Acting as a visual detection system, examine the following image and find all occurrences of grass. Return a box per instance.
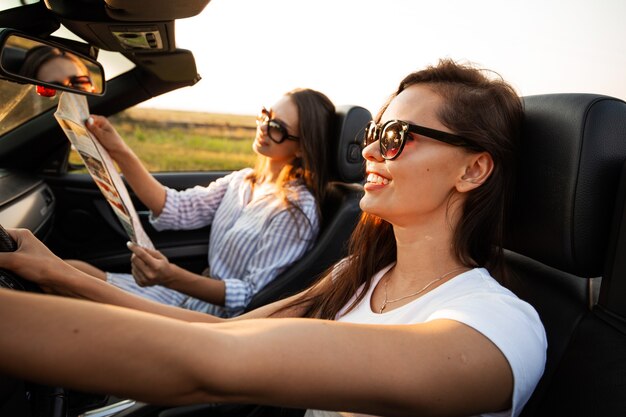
[69,108,258,172]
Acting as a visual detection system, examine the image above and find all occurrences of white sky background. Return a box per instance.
[139,0,626,116]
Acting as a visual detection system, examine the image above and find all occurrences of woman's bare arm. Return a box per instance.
[0,288,511,416]
[0,228,311,322]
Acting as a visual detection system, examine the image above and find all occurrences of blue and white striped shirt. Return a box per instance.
[148,168,320,316]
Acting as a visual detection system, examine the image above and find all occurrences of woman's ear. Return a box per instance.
[456,152,494,193]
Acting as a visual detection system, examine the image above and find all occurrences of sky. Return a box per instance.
[136,0,626,116]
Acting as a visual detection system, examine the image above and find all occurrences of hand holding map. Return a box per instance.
[54,92,154,249]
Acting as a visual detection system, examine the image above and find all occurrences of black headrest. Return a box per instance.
[329,105,370,183]
[506,94,626,277]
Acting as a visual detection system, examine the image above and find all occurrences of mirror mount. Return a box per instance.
[0,29,105,96]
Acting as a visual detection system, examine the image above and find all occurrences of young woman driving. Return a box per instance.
[0,59,546,417]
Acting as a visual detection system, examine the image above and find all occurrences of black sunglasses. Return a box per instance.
[52,75,93,92]
[256,108,300,144]
[68,75,92,87]
[363,120,484,160]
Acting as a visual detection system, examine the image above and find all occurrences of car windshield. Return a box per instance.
[0,2,134,136]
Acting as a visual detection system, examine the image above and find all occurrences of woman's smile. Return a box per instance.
[366,172,390,185]
[364,171,391,191]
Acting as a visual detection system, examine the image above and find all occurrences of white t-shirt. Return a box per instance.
[305,265,547,417]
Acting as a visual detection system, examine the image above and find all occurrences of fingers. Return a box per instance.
[0,226,20,241]
[2,227,33,243]
[0,228,21,268]
[128,243,170,286]
[127,242,166,264]
[0,228,25,268]
[86,115,127,156]
[130,258,151,287]
[0,228,64,285]
[11,228,55,257]
[0,228,37,262]
[86,114,112,132]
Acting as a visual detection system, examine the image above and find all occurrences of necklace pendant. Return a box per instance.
[379,302,387,314]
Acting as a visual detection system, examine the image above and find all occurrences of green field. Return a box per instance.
[69,107,258,172]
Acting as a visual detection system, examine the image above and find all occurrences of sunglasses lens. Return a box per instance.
[70,75,91,85]
[363,122,377,147]
[267,120,286,143]
[380,122,404,159]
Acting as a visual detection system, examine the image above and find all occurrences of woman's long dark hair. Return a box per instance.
[278,59,523,320]
[20,45,88,79]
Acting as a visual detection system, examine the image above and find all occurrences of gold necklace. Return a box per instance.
[379,266,468,313]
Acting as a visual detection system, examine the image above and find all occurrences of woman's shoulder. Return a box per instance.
[285,180,317,204]
[431,267,545,343]
[426,268,544,331]
[232,167,255,181]
[452,268,519,298]
[209,168,254,189]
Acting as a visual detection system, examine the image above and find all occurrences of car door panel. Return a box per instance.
[43,171,231,274]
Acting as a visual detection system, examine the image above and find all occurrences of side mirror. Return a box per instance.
[0,30,105,96]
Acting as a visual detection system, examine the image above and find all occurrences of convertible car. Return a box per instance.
[0,1,625,417]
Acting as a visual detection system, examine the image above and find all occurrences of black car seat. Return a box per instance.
[244,104,371,311]
[503,94,626,416]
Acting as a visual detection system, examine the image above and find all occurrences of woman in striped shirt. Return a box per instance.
[65,88,336,317]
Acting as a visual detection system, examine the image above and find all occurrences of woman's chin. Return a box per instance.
[252,141,266,156]
[359,195,383,217]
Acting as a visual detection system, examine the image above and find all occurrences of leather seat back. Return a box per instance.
[503,94,626,416]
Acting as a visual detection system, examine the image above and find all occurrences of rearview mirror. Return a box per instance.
[0,31,105,96]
